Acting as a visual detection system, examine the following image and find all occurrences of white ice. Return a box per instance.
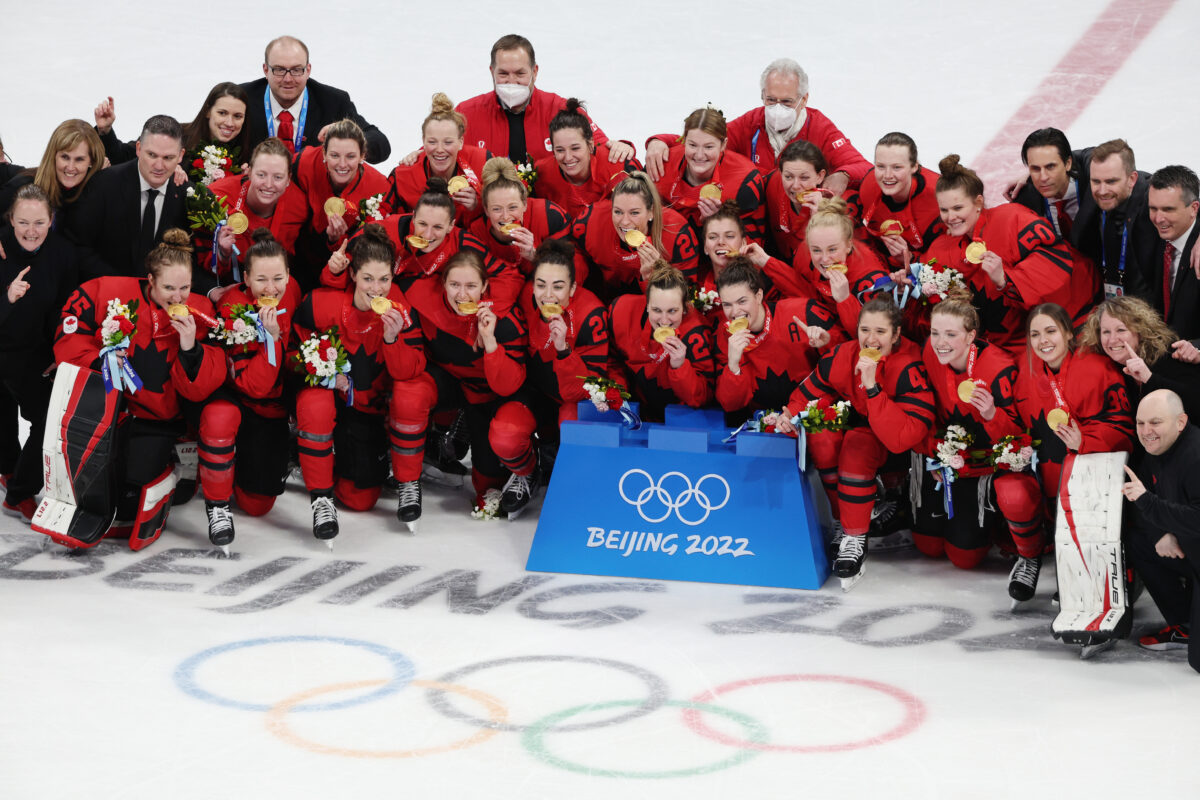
[3,2,1200,798]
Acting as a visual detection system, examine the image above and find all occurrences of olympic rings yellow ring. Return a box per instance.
[265,679,508,758]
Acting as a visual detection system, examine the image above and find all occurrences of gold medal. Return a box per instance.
[727,317,749,334]
[457,301,479,314]
[447,175,469,194]
[167,303,191,320]
[226,212,249,235]
[964,241,987,264]
[880,219,904,236]
[406,234,429,250]
[825,262,848,274]
[957,379,977,403]
[653,326,676,343]
[699,183,723,200]
[500,222,521,234]
[1046,407,1070,431]
[540,302,563,318]
[370,296,392,315]
[324,197,346,217]
[624,229,646,248]
[859,347,882,362]
[257,295,280,309]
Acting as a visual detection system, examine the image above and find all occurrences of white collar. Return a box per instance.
[1170,220,1196,253]
[270,88,307,119]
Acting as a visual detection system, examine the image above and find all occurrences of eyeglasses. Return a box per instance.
[268,65,308,78]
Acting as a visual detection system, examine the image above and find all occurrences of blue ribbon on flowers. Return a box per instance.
[248,308,287,367]
[618,405,641,431]
[873,263,926,309]
[211,220,243,282]
[925,457,955,519]
[316,361,353,407]
[99,342,142,394]
[722,409,771,443]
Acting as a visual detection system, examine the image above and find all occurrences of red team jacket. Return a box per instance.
[56,277,226,421]
[725,106,872,185]
[291,282,425,415]
[1014,349,1133,467]
[519,286,608,407]
[921,340,1022,476]
[715,298,824,414]
[855,166,945,260]
[213,280,304,419]
[532,142,639,220]
[466,198,572,277]
[384,144,490,226]
[293,146,391,250]
[457,87,610,158]
[923,204,1078,355]
[789,337,935,454]
[570,201,699,297]
[205,174,308,281]
[607,294,714,413]
[406,277,527,404]
[766,244,889,337]
[654,145,766,241]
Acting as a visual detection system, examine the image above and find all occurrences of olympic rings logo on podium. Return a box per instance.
[617,469,731,526]
[173,635,926,777]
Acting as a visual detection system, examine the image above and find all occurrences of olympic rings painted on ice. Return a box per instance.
[522,699,767,779]
[617,468,731,526]
[265,679,507,758]
[427,655,669,732]
[174,638,927,774]
[683,674,927,753]
[174,635,415,713]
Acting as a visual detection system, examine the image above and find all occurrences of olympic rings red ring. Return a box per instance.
[683,674,926,752]
[265,679,508,758]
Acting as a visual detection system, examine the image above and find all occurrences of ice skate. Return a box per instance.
[501,459,540,520]
[396,480,421,533]
[834,533,866,591]
[205,502,234,555]
[311,495,339,545]
[1008,555,1040,610]
[422,448,469,488]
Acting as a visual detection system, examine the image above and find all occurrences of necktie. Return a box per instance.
[1163,242,1176,318]
[278,110,295,153]
[140,188,159,255]
[1054,200,1072,239]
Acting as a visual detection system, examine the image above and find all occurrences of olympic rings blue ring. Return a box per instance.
[174,635,415,712]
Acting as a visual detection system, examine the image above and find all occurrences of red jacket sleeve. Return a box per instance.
[483,313,527,397]
[55,281,104,370]
[868,358,936,453]
[552,305,608,403]
[714,332,755,411]
[382,320,426,381]
[666,321,714,407]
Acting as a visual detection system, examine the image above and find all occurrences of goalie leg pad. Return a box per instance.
[32,364,123,549]
[128,465,178,552]
[1053,452,1131,644]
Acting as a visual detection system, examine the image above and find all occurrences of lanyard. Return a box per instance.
[1047,369,1068,410]
[264,88,308,152]
[1099,210,1128,278]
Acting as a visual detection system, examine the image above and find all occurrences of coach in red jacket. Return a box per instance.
[456,34,634,166]
[646,58,869,196]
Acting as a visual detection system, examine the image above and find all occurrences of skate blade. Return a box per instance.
[1009,597,1032,612]
[325,540,334,551]
[403,520,419,534]
[506,508,526,521]
[839,569,864,593]
[1080,639,1116,660]
[219,545,231,558]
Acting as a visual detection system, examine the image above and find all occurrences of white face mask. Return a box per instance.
[764,103,797,132]
[495,83,532,110]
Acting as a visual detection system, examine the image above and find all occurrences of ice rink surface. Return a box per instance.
[2,1,1199,797]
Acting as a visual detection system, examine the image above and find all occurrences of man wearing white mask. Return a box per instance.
[456,34,635,166]
[645,58,870,196]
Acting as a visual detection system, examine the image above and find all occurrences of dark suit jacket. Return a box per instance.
[239,77,391,164]
[65,160,191,281]
[1015,148,1156,299]
[1152,222,1200,341]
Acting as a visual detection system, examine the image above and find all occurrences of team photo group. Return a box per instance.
[1,32,1197,673]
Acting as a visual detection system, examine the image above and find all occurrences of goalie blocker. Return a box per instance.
[32,363,183,551]
[1052,451,1133,647]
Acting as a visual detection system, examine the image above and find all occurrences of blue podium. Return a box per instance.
[525,404,831,589]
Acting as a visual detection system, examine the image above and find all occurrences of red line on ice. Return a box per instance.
[973,0,1176,205]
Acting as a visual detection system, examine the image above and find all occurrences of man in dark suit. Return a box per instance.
[1014,133,1156,301]
[240,36,390,164]
[1148,165,1200,346]
[67,115,191,282]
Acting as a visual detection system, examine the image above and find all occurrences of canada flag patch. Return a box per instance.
[63,315,78,334]
[831,138,846,148]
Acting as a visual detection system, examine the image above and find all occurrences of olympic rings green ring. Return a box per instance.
[522,699,768,779]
